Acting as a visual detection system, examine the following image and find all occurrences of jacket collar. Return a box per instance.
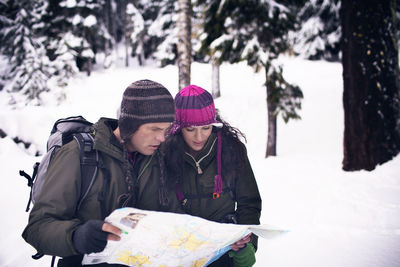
[183,132,217,171]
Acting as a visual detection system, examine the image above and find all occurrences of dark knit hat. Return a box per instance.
[118,79,175,140]
[170,85,221,134]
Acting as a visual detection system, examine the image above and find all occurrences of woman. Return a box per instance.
[164,85,262,266]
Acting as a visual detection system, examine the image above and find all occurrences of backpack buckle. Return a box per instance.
[213,193,220,199]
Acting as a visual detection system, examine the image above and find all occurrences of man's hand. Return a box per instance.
[72,220,122,254]
[102,222,122,241]
[230,233,252,251]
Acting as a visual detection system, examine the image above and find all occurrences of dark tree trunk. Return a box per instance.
[341,0,400,171]
[116,0,126,42]
[265,66,277,157]
[177,0,192,90]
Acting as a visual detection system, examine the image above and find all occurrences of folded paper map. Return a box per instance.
[82,207,288,267]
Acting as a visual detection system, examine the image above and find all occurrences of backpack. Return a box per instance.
[19,115,99,213]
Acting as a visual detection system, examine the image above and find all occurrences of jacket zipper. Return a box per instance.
[185,137,217,174]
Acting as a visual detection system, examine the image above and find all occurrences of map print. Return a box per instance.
[82,208,287,267]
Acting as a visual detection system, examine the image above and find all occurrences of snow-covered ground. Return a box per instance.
[1,57,399,267]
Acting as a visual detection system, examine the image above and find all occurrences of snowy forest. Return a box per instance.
[1,0,400,171]
[1,1,400,267]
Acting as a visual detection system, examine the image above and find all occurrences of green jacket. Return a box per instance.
[22,118,181,258]
[177,132,261,226]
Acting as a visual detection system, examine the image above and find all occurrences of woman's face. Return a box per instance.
[182,125,213,153]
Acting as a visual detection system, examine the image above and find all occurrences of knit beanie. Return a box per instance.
[118,79,175,140]
[170,85,221,134]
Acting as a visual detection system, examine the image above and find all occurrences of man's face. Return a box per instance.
[125,122,171,155]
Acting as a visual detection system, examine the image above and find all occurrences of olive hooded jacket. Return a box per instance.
[22,118,182,259]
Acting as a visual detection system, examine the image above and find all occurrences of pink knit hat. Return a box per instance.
[170,85,221,134]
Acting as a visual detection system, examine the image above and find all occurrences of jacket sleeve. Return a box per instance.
[234,154,262,250]
[22,141,84,257]
[234,155,262,226]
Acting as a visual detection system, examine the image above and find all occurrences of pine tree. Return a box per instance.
[0,0,52,103]
[125,0,178,67]
[47,33,80,87]
[145,0,178,67]
[341,0,400,171]
[126,2,146,66]
[292,0,341,61]
[199,0,305,157]
[40,0,79,88]
[58,0,111,73]
[293,0,400,62]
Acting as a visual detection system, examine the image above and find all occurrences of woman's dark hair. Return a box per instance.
[215,112,248,188]
[164,111,248,190]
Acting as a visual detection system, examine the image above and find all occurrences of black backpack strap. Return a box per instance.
[19,162,40,212]
[97,161,110,219]
[73,132,99,211]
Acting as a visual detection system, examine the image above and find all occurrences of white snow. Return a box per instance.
[83,15,97,27]
[1,56,399,267]
[60,0,77,9]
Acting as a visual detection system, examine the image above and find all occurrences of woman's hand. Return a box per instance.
[230,233,252,251]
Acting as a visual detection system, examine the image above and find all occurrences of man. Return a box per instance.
[22,79,182,267]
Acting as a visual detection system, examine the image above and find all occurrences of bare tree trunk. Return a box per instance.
[121,1,130,67]
[125,36,130,67]
[211,59,221,98]
[341,0,400,171]
[266,100,277,157]
[265,65,277,157]
[105,0,115,39]
[138,34,145,66]
[103,0,116,68]
[177,0,192,90]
